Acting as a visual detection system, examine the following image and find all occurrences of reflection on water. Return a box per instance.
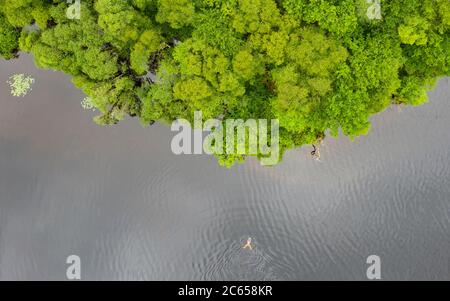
[0,55,449,280]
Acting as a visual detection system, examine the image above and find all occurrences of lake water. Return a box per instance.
[0,55,449,280]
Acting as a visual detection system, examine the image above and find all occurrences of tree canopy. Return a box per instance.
[1,0,449,166]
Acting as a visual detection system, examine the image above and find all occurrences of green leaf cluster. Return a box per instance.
[1,0,449,166]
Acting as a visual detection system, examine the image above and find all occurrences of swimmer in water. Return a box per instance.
[243,237,253,250]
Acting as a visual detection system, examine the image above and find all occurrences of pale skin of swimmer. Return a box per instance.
[243,237,253,250]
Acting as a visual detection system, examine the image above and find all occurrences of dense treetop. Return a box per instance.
[1,0,449,166]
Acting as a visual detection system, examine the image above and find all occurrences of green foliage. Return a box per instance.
[130,29,163,74]
[0,12,19,59]
[155,0,196,29]
[2,0,449,166]
[0,0,50,28]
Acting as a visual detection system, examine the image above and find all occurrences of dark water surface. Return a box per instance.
[0,55,449,280]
